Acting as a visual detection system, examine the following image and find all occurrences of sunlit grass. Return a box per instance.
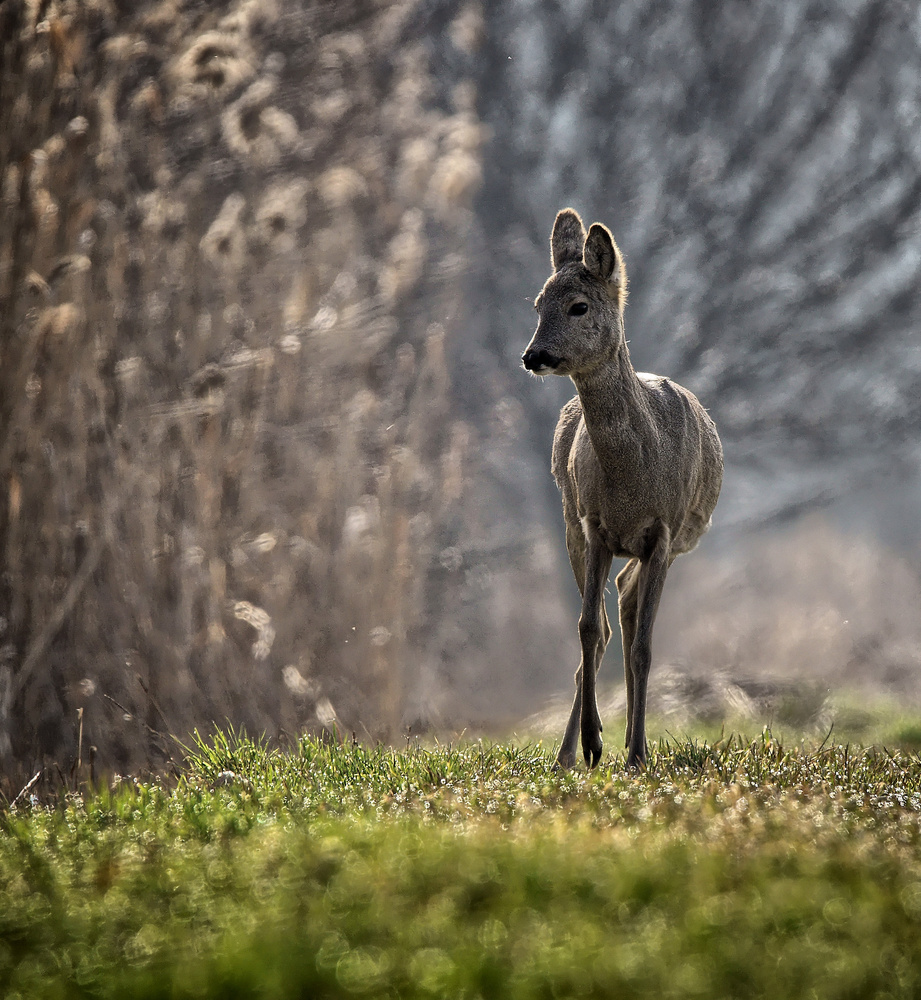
[629,689,921,759]
[2,730,921,997]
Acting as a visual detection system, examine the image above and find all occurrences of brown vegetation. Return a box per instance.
[0,0,528,782]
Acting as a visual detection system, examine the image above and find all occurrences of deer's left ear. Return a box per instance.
[583,223,627,305]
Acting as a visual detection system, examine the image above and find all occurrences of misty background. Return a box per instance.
[2,0,920,782]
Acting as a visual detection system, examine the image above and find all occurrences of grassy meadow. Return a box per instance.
[5,6,921,997]
[3,726,921,999]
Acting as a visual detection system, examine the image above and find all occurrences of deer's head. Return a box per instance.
[522,208,627,377]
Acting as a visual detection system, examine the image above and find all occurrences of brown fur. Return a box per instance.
[522,208,723,768]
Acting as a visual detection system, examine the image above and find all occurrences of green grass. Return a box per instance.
[3,731,921,998]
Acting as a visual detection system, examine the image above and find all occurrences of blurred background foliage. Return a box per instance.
[1,0,920,781]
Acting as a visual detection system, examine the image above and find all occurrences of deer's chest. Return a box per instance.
[569,422,666,558]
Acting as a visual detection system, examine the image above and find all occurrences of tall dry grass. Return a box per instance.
[0,0,510,782]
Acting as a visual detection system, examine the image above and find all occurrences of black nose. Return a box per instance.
[522,348,563,372]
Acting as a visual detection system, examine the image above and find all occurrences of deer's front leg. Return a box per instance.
[578,538,613,768]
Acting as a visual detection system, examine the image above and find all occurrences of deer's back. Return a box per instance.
[551,376,722,559]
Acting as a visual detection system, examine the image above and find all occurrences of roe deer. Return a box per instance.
[522,209,723,769]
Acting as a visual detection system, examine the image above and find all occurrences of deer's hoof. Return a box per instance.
[581,732,603,769]
[625,747,647,771]
[553,750,576,771]
[582,710,603,768]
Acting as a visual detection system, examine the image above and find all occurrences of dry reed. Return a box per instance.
[0,0,511,783]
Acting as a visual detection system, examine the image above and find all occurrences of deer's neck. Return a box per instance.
[571,343,647,457]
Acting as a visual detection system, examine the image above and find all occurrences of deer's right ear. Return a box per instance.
[551,209,586,270]
[583,223,627,306]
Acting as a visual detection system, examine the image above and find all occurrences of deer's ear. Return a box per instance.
[551,208,586,270]
[583,223,626,299]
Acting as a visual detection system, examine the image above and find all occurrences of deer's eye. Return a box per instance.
[568,302,588,316]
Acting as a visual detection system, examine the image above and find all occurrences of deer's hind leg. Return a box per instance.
[615,559,640,750]
[625,524,672,769]
[555,523,613,770]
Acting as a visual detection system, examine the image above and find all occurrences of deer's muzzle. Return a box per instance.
[522,347,564,373]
